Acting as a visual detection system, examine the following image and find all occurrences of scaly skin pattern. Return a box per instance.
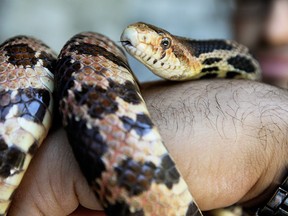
[121,22,261,81]
[0,36,55,215]
[55,32,202,216]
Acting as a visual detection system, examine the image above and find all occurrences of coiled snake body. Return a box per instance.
[0,22,261,216]
[0,36,55,215]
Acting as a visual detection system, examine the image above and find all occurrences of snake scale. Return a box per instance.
[0,22,261,216]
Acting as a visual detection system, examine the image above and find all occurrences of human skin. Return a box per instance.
[7,79,288,215]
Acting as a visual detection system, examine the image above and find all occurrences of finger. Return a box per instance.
[9,128,102,216]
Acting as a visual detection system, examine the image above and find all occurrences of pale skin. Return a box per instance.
[8,0,288,215]
[8,79,288,215]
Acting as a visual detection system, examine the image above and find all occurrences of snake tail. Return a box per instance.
[121,22,261,81]
[55,32,202,216]
[0,36,55,215]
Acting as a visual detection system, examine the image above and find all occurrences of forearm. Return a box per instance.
[142,79,288,209]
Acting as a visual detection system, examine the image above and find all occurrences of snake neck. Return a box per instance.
[174,37,262,81]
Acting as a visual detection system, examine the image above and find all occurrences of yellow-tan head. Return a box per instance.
[121,22,262,81]
[121,22,202,80]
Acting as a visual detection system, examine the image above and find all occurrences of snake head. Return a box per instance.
[121,22,200,80]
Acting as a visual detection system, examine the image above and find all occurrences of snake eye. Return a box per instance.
[160,37,171,49]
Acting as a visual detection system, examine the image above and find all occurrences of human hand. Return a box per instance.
[8,80,288,215]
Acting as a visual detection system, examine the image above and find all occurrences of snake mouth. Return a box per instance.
[121,40,133,47]
[121,39,138,57]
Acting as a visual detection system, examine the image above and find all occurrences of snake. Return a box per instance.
[0,36,55,215]
[0,22,261,216]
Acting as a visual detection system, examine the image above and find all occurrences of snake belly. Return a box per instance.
[0,36,55,215]
[55,32,201,216]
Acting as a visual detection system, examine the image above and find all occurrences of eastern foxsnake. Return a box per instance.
[0,22,261,216]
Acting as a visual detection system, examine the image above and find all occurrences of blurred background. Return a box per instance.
[0,0,234,82]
